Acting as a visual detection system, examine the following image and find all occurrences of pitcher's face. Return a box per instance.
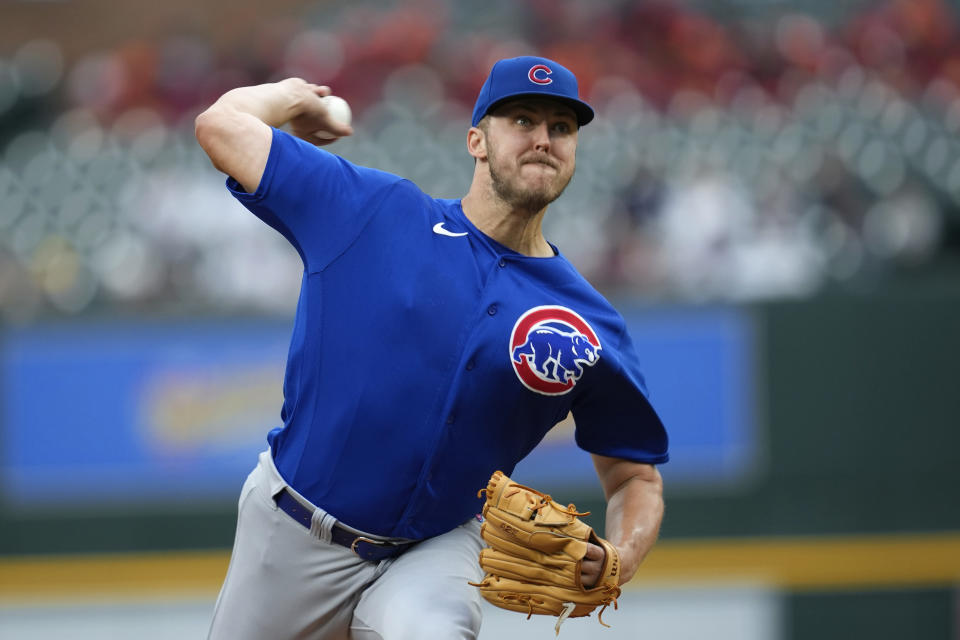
[482,99,578,213]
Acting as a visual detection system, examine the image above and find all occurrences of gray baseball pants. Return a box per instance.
[208,450,485,640]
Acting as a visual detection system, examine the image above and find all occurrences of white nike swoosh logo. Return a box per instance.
[433,222,468,237]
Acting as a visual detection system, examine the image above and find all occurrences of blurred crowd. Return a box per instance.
[1,0,959,319]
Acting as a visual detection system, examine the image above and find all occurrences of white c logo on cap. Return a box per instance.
[528,64,553,85]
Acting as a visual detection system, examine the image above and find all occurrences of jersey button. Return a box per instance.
[446,414,455,424]
[487,304,498,316]
[498,258,506,268]
[465,360,475,371]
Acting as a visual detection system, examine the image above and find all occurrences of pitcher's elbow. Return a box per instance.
[194,108,220,149]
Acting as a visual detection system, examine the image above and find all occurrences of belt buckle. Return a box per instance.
[350,536,395,558]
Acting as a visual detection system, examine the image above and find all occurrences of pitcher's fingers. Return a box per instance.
[584,542,605,561]
[580,558,603,588]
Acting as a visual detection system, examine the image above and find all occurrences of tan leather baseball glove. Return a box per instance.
[469,470,621,635]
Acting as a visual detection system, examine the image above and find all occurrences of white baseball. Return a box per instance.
[315,95,352,140]
[322,95,352,125]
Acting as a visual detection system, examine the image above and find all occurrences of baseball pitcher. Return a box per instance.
[196,55,669,639]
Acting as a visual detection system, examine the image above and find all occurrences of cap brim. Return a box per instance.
[484,92,595,127]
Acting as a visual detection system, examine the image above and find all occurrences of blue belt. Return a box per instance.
[274,489,418,561]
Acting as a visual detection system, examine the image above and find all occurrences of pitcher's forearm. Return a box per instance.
[592,455,664,584]
[603,471,664,582]
[195,78,329,192]
[209,78,319,128]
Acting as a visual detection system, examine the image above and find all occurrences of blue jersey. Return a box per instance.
[228,128,668,540]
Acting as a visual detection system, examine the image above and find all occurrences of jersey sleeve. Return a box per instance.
[226,127,403,272]
[571,323,669,465]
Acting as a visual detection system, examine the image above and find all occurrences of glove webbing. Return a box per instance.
[477,484,592,519]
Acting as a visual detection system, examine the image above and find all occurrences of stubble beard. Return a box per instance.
[487,145,574,215]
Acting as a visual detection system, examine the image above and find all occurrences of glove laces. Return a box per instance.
[596,584,621,628]
[501,592,546,620]
[466,578,547,620]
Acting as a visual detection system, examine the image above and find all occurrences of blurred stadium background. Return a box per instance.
[1,0,959,637]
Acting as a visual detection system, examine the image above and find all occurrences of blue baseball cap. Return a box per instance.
[471,56,594,127]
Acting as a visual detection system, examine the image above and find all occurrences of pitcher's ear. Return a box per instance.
[467,126,487,161]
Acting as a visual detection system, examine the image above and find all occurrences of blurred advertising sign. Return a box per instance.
[0,321,289,506]
[0,308,757,506]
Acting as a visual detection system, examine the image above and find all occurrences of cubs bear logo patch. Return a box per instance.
[509,305,602,396]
